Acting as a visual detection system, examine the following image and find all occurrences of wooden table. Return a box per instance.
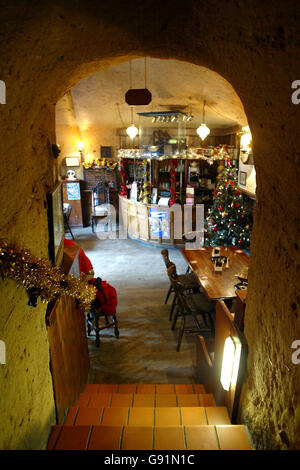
[181,246,249,300]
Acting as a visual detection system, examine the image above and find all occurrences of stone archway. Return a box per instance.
[0,1,299,450]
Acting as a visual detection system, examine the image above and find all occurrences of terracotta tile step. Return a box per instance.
[83,383,206,394]
[74,392,215,408]
[64,405,230,426]
[47,424,252,450]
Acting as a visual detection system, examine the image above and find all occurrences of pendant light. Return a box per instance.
[126,106,138,140]
[197,100,210,141]
[125,60,139,140]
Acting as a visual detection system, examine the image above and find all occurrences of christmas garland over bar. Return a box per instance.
[0,240,96,310]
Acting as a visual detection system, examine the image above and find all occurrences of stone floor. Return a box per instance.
[67,226,203,385]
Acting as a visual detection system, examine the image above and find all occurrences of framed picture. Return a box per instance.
[65,156,80,167]
[239,171,247,186]
[66,181,81,200]
[47,182,64,266]
[100,146,113,158]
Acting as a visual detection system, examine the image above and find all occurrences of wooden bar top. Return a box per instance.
[181,246,249,300]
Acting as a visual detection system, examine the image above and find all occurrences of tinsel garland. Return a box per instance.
[83,158,117,170]
[142,161,150,203]
[120,158,128,198]
[169,160,178,206]
[0,240,96,310]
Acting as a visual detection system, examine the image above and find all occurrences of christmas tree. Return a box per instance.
[205,158,252,248]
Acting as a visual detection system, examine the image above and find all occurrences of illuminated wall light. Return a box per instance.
[77,141,84,151]
[240,125,252,151]
[220,335,242,391]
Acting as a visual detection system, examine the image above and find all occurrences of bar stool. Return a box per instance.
[167,264,215,352]
[161,249,199,321]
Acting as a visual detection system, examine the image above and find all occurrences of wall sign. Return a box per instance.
[149,208,170,238]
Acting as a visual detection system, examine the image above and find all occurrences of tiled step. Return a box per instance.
[83,383,206,394]
[47,424,252,450]
[64,405,231,426]
[72,392,215,408]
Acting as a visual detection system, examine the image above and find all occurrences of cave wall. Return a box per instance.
[0,102,57,449]
[0,0,299,449]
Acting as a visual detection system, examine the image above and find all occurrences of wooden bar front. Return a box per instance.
[46,245,89,424]
[119,195,200,246]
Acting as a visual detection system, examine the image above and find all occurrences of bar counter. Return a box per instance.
[119,195,201,247]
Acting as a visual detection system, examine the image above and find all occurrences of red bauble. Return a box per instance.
[218,206,223,211]
[236,189,240,195]
[238,240,242,244]
[212,226,217,232]
[229,221,233,226]
[236,203,241,208]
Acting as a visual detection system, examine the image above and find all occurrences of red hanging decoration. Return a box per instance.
[169,160,178,206]
[120,158,128,198]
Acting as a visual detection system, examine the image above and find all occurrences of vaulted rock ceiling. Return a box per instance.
[56,57,248,133]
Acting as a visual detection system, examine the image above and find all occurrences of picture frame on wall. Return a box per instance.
[239,171,247,186]
[100,146,113,158]
[46,182,64,266]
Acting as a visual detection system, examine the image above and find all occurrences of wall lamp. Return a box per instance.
[220,335,242,391]
[77,141,84,163]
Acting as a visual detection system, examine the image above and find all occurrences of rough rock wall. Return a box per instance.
[0,0,299,449]
[0,102,57,449]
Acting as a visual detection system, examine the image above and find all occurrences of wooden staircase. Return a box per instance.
[47,384,252,450]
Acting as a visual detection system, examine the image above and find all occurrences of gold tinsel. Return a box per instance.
[83,158,117,170]
[0,240,96,310]
[142,161,150,203]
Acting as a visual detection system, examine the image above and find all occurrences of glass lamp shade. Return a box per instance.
[126,124,138,140]
[196,123,210,141]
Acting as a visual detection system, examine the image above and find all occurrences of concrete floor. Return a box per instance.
[67,226,203,385]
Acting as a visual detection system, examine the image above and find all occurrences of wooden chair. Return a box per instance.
[63,203,74,240]
[86,277,119,347]
[161,249,199,321]
[86,309,119,348]
[91,182,111,233]
[167,264,215,352]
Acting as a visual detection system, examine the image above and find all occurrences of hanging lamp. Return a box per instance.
[197,100,210,141]
[126,106,138,140]
[125,58,152,106]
